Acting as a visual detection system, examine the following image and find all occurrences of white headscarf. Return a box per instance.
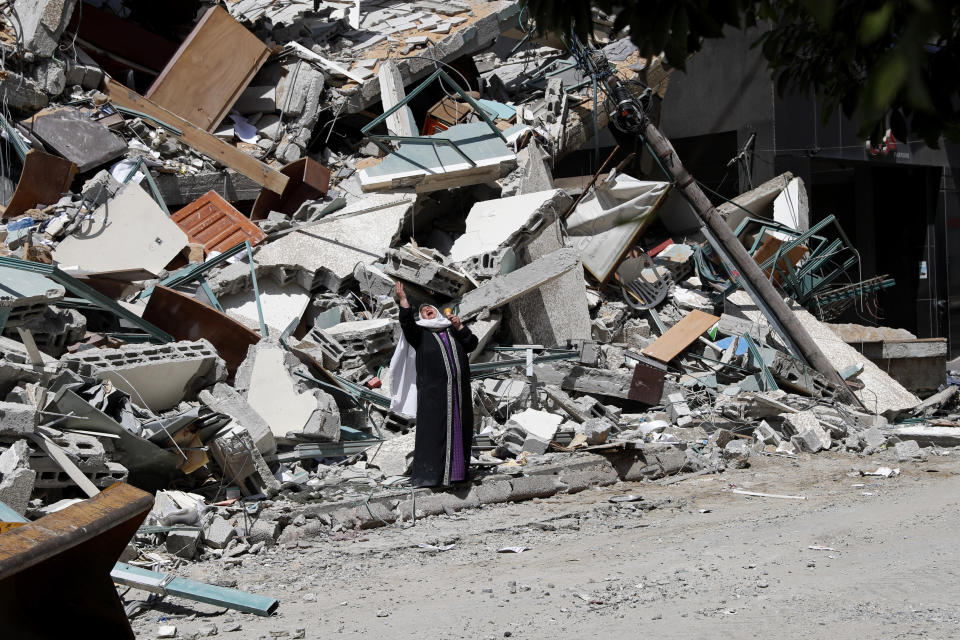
[388,305,451,417]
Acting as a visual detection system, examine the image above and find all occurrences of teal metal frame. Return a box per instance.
[360,68,507,165]
[0,256,173,342]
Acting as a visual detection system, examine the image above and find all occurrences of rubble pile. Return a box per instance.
[0,0,958,618]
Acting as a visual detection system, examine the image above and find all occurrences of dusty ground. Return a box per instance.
[129,448,960,639]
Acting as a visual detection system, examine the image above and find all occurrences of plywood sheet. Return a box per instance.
[146,5,270,132]
[642,309,720,363]
[171,190,266,254]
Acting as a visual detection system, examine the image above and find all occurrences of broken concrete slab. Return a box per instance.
[507,408,563,442]
[359,122,517,193]
[208,426,281,496]
[325,319,398,358]
[507,213,592,346]
[448,189,570,264]
[53,183,189,275]
[220,278,311,337]
[14,0,79,58]
[458,248,581,320]
[378,59,418,137]
[199,383,277,457]
[238,342,340,441]
[0,439,36,515]
[255,192,414,292]
[0,265,66,329]
[61,340,226,412]
[383,246,472,298]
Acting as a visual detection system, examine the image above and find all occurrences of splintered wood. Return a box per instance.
[642,309,720,363]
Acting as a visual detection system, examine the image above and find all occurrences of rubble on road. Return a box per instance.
[0,1,957,632]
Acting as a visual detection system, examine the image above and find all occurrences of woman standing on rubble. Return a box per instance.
[390,281,478,488]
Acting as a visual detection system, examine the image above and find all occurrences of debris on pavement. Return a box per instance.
[0,1,955,634]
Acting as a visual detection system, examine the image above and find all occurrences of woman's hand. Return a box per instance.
[394,281,409,308]
[446,312,463,330]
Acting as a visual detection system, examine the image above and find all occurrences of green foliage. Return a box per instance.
[528,0,960,147]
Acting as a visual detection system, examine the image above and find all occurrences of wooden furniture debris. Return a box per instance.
[250,157,331,220]
[103,77,289,195]
[642,309,720,363]
[146,6,270,132]
[0,483,153,639]
[172,190,267,254]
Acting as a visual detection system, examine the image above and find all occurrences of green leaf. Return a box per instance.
[859,2,893,44]
[863,50,908,119]
[801,0,835,30]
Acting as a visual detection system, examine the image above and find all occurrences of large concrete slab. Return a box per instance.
[220,278,311,336]
[458,248,581,320]
[53,183,189,275]
[255,192,414,291]
[448,189,570,263]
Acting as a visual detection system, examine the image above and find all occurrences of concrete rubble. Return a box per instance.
[0,2,955,631]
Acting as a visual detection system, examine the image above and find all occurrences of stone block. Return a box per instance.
[204,516,237,549]
[507,475,563,502]
[244,519,281,547]
[199,383,276,457]
[0,402,37,436]
[470,480,512,505]
[576,417,614,445]
[166,529,202,560]
[61,339,225,412]
[723,439,751,468]
[894,439,927,462]
[0,440,35,514]
[14,0,78,58]
[558,466,619,493]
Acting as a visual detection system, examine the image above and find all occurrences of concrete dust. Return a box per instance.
[130,451,960,639]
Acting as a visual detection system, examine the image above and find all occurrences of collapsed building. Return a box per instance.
[0,1,956,635]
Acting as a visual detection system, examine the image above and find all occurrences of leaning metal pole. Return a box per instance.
[638,120,862,407]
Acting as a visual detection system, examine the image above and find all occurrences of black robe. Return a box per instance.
[398,306,479,487]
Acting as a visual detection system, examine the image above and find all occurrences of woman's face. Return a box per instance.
[420,305,438,320]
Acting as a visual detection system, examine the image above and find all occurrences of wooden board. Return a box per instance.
[641,309,720,363]
[104,77,289,195]
[171,190,266,254]
[146,5,270,132]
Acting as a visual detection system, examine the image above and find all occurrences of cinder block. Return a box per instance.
[507,475,563,502]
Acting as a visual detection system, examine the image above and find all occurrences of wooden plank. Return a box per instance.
[0,150,77,219]
[103,77,289,195]
[641,309,720,363]
[171,190,266,254]
[146,6,270,132]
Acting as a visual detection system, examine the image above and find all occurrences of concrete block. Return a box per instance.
[0,265,66,329]
[244,519,281,547]
[204,515,237,549]
[61,339,225,412]
[613,444,687,481]
[238,342,340,441]
[470,480,512,505]
[14,0,78,57]
[0,440,35,514]
[576,417,614,445]
[0,71,48,111]
[558,465,619,493]
[199,383,276,457]
[506,408,562,442]
[754,420,783,445]
[5,306,86,357]
[325,319,398,357]
[895,439,927,462]
[507,475,563,502]
[255,193,413,292]
[397,488,479,519]
[383,246,471,297]
[449,189,569,264]
[166,529,202,559]
[208,427,281,496]
[0,402,38,436]
[723,439,751,468]
[458,248,582,320]
[863,427,887,450]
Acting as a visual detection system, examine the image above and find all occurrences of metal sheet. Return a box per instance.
[0,150,77,219]
[142,285,259,375]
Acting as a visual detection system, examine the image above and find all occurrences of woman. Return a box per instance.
[389,282,478,487]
